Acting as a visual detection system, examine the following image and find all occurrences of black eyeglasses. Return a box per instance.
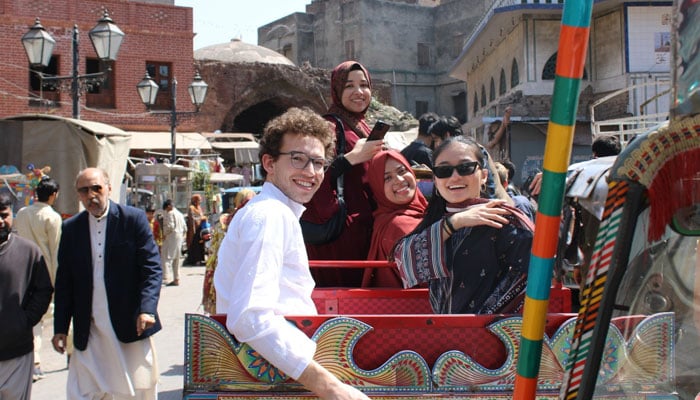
[77,184,104,195]
[432,161,481,179]
[279,151,330,172]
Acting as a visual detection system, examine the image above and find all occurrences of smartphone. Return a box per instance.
[367,121,391,141]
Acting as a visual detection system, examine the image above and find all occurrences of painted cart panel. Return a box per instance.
[183,312,674,399]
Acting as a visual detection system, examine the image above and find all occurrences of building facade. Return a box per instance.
[0,0,198,132]
[258,0,487,123]
[259,0,673,185]
[449,0,672,183]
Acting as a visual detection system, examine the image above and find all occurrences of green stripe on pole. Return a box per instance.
[517,337,544,378]
[535,170,567,217]
[526,255,555,300]
[561,2,593,28]
[550,76,582,126]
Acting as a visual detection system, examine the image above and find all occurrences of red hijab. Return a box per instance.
[367,150,428,260]
[326,61,372,138]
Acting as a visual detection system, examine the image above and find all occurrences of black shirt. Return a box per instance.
[401,140,433,168]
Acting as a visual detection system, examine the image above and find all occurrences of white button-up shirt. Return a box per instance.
[214,182,317,380]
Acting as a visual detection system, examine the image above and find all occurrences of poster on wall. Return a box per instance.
[654,32,671,64]
[626,6,672,73]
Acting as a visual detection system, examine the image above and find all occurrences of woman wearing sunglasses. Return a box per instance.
[362,150,428,287]
[393,136,534,314]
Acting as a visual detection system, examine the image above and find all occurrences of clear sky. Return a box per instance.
[173,1,311,50]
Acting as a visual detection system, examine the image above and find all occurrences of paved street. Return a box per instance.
[31,264,207,400]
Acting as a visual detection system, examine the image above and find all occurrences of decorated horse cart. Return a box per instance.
[181,0,699,398]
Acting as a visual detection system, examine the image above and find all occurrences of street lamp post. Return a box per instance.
[136,72,209,164]
[21,11,124,119]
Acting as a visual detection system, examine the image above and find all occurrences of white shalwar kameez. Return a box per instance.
[214,182,317,380]
[162,207,186,282]
[67,206,158,400]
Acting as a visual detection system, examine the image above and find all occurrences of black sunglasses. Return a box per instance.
[432,161,481,179]
[77,184,103,195]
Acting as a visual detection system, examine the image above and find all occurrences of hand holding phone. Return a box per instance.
[367,121,391,141]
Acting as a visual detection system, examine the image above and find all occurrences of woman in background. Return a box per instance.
[186,194,206,265]
[363,150,427,287]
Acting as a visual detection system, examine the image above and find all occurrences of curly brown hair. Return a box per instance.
[258,107,335,178]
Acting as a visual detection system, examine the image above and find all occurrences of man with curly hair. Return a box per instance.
[214,107,369,399]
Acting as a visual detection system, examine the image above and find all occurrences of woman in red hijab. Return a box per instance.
[362,150,427,287]
[301,61,383,286]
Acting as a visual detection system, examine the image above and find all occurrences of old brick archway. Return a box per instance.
[232,99,286,134]
[194,60,329,136]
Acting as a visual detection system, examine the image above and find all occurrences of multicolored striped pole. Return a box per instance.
[512,0,593,398]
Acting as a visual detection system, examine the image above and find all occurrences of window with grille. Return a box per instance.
[452,91,466,123]
[511,59,520,87]
[415,100,428,118]
[417,43,430,67]
[499,69,507,95]
[28,55,59,108]
[282,44,293,59]
[86,58,115,109]
[452,34,465,58]
[345,40,355,60]
[146,61,173,110]
[542,52,588,80]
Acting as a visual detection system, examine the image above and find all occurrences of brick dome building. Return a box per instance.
[194,39,329,137]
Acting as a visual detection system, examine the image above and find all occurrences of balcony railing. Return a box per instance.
[590,78,672,146]
[462,0,565,54]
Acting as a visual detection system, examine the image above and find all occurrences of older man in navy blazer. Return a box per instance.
[52,167,162,399]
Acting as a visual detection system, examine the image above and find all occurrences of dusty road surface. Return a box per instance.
[31,264,206,400]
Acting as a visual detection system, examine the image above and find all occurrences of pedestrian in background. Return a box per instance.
[52,167,162,399]
[484,106,512,162]
[591,135,621,158]
[0,193,53,399]
[493,161,536,222]
[402,112,437,168]
[145,207,163,254]
[186,194,206,265]
[162,199,186,286]
[14,176,62,380]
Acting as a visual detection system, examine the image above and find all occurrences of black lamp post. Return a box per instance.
[21,11,124,119]
[136,71,209,164]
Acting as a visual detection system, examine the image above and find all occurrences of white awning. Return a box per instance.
[201,132,259,164]
[209,172,244,183]
[209,142,258,163]
[127,131,212,150]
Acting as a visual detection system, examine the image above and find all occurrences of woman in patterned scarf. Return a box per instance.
[393,136,534,314]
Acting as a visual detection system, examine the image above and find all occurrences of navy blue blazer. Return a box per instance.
[54,202,162,351]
